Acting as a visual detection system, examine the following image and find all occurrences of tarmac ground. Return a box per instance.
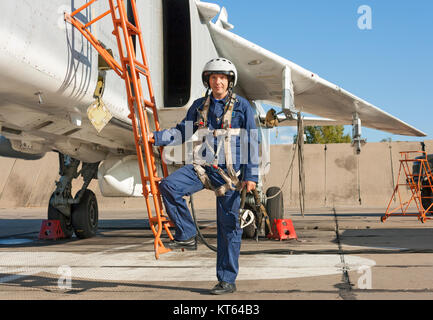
[0,206,433,301]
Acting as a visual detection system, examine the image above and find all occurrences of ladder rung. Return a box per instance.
[84,8,115,29]
[128,97,155,109]
[112,19,140,35]
[126,21,140,35]
[121,58,150,76]
[69,0,98,18]
[127,111,152,124]
[142,99,155,109]
[134,64,148,76]
[135,136,155,147]
[134,60,149,76]
[138,176,162,182]
[149,216,175,227]
[134,60,149,71]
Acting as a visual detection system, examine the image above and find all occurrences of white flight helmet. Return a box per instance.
[202,58,238,89]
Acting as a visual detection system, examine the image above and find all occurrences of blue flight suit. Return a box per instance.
[153,94,259,284]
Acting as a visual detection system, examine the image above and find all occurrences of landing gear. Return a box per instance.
[72,190,99,238]
[48,153,100,239]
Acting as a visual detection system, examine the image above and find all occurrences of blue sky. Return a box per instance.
[211,0,433,144]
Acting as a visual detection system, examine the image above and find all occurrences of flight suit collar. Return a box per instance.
[210,92,229,104]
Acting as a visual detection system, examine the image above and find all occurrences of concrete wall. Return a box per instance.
[261,140,433,209]
[0,152,146,210]
[0,140,431,210]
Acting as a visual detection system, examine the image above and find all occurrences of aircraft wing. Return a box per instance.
[262,115,350,128]
[207,15,426,137]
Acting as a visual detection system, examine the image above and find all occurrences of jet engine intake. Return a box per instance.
[0,136,46,160]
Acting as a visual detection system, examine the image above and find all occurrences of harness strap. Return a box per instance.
[220,94,241,190]
[192,93,243,197]
[194,162,241,197]
[195,95,211,128]
[193,164,215,191]
[221,93,236,129]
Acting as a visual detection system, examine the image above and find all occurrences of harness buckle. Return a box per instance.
[239,209,255,229]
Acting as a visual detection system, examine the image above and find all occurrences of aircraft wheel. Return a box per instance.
[265,187,284,236]
[71,190,99,239]
[48,193,74,239]
[421,188,432,215]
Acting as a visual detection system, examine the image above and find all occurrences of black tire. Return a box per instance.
[421,187,433,215]
[48,194,74,239]
[265,187,284,235]
[71,190,98,239]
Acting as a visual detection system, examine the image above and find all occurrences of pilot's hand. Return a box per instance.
[148,131,154,142]
[242,181,256,193]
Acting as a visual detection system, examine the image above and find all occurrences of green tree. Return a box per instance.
[380,137,392,143]
[296,125,352,144]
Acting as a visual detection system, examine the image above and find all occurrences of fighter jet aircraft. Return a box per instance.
[0,0,426,239]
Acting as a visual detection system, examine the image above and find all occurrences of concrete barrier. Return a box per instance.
[0,140,431,211]
[261,140,433,210]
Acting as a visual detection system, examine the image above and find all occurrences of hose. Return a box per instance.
[189,194,218,252]
[297,112,305,217]
[189,193,303,255]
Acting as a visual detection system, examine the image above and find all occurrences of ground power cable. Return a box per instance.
[332,207,354,298]
[265,142,297,200]
[389,143,396,203]
[357,155,362,205]
[297,112,306,217]
[324,144,328,207]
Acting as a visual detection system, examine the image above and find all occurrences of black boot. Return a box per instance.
[166,236,197,251]
[210,281,236,295]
